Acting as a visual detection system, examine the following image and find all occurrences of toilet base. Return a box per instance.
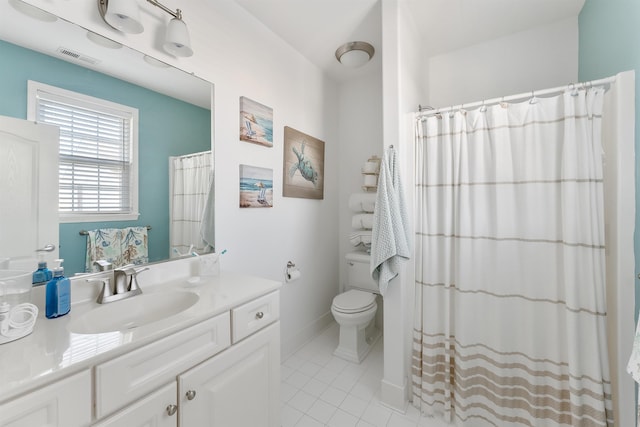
[333,323,382,363]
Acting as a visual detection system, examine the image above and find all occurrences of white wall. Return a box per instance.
[24,0,340,359]
[337,70,383,289]
[427,17,579,108]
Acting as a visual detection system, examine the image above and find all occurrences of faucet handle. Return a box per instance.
[86,278,113,304]
[128,267,148,292]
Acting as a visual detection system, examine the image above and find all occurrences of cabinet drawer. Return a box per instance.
[231,291,279,342]
[0,369,91,427]
[95,312,230,419]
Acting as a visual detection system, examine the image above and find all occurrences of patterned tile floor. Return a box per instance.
[281,323,449,427]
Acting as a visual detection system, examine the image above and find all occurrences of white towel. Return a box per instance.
[348,192,376,213]
[351,213,374,230]
[349,231,372,246]
[370,146,411,296]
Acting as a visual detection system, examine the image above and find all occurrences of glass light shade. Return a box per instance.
[339,49,370,68]
[103,0,144,34]
[163,18,193,57]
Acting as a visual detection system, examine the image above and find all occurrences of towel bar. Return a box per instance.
[79,225,152,236]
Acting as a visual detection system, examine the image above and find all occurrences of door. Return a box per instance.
[178,322,280,427]
[0,115,59,269]
[0,370,91,427]
[93,382,177,427]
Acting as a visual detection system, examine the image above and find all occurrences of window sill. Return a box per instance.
[59,213,140,223]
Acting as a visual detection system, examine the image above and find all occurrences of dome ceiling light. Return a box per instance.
[335,41,375,68]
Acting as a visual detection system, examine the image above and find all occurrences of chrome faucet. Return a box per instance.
[94,259,113,271]
[87,265,149,304]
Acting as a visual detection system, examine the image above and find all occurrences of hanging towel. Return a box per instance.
[370,146,411,296]
[351,213,374,230]
[85,227,148,272]
[348,192,376,213]
[121,226,149,266]
[627,315,640,426]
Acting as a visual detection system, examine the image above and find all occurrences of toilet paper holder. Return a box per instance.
[285,261,300,282]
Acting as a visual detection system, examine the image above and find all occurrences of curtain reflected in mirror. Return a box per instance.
[169,151,214,257]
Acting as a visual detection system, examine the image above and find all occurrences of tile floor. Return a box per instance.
[280,323,449,427]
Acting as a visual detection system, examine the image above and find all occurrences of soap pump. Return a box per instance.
[32,253,52,287]
[45,259,71,319]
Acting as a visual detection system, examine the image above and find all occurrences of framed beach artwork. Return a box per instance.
[239,96,273,147]
[283,126,324,200]
[239,165,273,208]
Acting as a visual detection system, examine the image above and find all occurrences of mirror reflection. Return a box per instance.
[0,1,214,276]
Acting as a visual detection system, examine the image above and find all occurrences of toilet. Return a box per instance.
[331,252,382,363]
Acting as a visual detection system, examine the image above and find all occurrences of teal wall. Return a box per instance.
[579,1,640,317]
[0,40,211,275]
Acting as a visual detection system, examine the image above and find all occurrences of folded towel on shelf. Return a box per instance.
[348,192,376,213]
[351,213,374,230]
[349,231,372,247]
[85,226,149,272]
[370,146,411,296]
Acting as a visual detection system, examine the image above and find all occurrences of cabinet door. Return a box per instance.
[0,370,91,427]
[93,382,177,427]
[179,322,280,427]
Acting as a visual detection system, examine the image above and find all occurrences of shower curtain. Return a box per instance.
[169,151,213,257]
[412,88,613,426]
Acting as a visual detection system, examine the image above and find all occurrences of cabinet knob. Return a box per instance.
[186,390,197,400]
[255,311,264,319]
[166,404,178,416]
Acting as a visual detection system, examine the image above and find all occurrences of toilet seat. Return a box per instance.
[332,290,376,314]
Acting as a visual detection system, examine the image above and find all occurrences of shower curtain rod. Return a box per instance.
[172,150,211,159]
[416,75,616,117]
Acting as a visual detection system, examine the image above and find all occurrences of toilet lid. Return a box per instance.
[333,290,376,313]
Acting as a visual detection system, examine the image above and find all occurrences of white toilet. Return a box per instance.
[331,252,382,363]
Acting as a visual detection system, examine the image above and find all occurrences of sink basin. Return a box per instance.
[68,291,199,334]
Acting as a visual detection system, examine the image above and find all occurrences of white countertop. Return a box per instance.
[0,257,281,403]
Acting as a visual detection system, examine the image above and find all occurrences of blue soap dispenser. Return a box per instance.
[46,259,71,319]
[32,254,52,287]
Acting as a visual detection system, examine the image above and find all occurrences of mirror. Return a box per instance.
[0,1,214,276]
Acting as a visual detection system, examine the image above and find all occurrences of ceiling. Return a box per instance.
[232,0,585,82]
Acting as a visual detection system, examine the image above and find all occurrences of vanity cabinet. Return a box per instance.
[0,369,91,427]
[93,382,177,427]
[94,291,280,427]
[178,322,280,426]
[95,313,231,419]
[0,272,281,427]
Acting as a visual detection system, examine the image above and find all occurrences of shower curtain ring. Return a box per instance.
[529,90,538,104]
[569,83,578,96]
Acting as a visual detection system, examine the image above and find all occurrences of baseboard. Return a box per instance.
[380,378,408,413]
[281,311,335,361]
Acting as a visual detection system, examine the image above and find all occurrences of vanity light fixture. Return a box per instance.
[97,0,194,57]
[335,41,375,68]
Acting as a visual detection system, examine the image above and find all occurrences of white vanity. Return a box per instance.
[0,255,281,427]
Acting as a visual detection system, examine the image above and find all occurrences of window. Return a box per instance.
[28,81,139,222]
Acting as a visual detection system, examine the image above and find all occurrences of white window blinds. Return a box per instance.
[29,81,139,221]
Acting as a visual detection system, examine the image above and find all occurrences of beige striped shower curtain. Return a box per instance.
[412,88,612,426]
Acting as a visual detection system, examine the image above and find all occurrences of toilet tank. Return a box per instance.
[345,252,378,293]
